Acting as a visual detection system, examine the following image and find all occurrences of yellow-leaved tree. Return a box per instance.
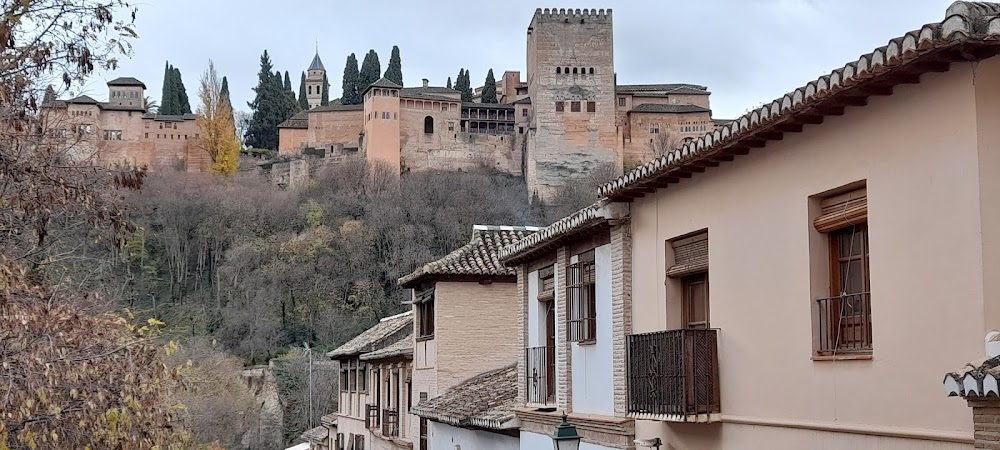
[196,60,240,176]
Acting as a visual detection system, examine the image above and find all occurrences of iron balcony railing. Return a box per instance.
[365,404,379,429]
[525,346,555,405]
[816,292,872,354]
[382,409,400,437]
[626,328,720,419]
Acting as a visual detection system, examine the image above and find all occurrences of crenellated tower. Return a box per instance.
[525,8,620,199]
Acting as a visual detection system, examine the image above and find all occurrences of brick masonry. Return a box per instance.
[611,219,633,417]
[969,397,1000,449]
[556,246,572,411]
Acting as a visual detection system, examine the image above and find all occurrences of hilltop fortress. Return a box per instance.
[280,8,726,197]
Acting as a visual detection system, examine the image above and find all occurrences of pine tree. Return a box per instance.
[160,61,174,115]
[358,49,381,92]
[246,50,287,150]
[482,69,498,103]
[298,72,309,110]
[341,53,360,105]
[384,45,403,86]
[321,73,330,106]
[446,77,452,90]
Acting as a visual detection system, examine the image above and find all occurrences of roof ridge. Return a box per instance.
[380,310,413,322]
[472,224,542,231]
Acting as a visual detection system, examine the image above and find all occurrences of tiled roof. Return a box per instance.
[67,95,99,104]
[398,225,540,288]
[401,86,460,95]
[364,77,402,94]
[360,332,413,361]
[142,113,197,121]
[309,53,325,71]
[411,364,518,430]
[616,83,707,93]
[278,111,309,129]
[400,92,461,102]
[712,118,733,126]
[499,201,628,266]
[600,2,1000,201]
[944,334,1000,398]
[301,425,328,443]
[326,311,413,359]
[107,77,147,88]
[311,103,363,112]
[100,103,146,112]
[629,104,711,114]
[321,413,338,427]
[512,96,532,104]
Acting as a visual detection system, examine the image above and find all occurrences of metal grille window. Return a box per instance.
[587,101,596,112]
[570,101,581,112]
[566,250,597,343]
[814,187,872,354]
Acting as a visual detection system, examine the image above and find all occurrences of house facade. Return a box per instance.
[326,312,414,450]
[399,225,539,450]
[592,2,1000,448]
[499,201,635,450]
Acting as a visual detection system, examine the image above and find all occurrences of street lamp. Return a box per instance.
[550,413,582,450]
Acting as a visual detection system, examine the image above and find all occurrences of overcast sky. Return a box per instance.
[77,0,953,120]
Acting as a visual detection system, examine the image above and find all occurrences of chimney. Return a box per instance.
[422,79,429,88]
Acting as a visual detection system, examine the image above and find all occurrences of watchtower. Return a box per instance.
[525,8,620,199]
[305,52,326,109]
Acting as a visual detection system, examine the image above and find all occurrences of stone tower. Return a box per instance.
[361,77,401,171]
[525,8,620,199]
[305,52,325,109]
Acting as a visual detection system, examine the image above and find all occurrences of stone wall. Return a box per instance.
[621,110,713,167]
[308,109,364,151]
[241,365,284,450]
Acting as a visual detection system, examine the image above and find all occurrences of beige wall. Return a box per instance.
[363,89,402,170]
[620,111,713,168]
[434,281,520,391]
[308,110,364,150]
[398,103,521,174]
[279,127,308,155]
[630,62,990,449]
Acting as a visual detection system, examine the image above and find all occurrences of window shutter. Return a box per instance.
[815,188,867,233]
[538,265,555,301]
[667,232,708,278]
[414,287,434,304]
[347,434,355,450]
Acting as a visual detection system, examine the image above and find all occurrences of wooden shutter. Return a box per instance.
[538,265,555,301]
[414,287,434,304]
[815,188,867,233]
[667,232,708,278]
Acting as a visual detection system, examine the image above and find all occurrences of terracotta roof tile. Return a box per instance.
[301,425,328,443]
[629,104,711,114]
[499,202,627,266]
[310,103,363,112]
[106,77,146,88]
[398,225,540,288]
[278,111,309,129]
[326,311,412,359]
[600,2,1000,201]
[360,332,413,361]
[616,83,707,93]
[411,364,518,430]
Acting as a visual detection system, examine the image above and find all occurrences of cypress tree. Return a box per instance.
[384,45,403,86]
[298,72,309,110]
[341,53,360,105]
[160,62,174,115]
[246,50,286,150]
[283,71,292,92]
[321,73,330,106]
[482,69,498,103]
[458,69,473,102]
[173,67,191,114]
[446,77,452,90]
[358,49,381,92]
[43,85,56,104]
[221,76,230,103]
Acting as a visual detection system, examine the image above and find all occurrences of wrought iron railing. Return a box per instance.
[626,328,720,418]
[816,292,872,353]
[365,404,379,429]
[525,346,555,405]
[382,409,399,437]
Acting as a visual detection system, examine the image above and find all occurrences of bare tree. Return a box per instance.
[648,129,680,157]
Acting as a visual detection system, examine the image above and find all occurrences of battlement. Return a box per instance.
[531,7,612,24]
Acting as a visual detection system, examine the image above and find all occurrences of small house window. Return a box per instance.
[618,97,626,107]
[424,116,434,134]
[566,250,597,343]
[416,288,435,338]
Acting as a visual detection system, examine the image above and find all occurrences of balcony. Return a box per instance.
[381,409,399,437]
[816,292,872,354]
[365,404,379,429]
[525,346,555,406]
[626,329,720,422]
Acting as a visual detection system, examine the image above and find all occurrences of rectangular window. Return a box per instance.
[566,251,596,343]
[448,121,455,131]
[357,362,368,393]
[619,97,626,107]
[570,101,581,112]
[144,122,149,129]
[519,127,524,134]
[538,265,555,302]
[650,124,660,134]
[555,101,564,112]
[814,187,871,354]
[587,101,596,113]
[683,273,709,328]
[522,108,528,117]
[102,130,122,140]
[340,365,350,392]
[416,288,435,339]
[144,133,148,139]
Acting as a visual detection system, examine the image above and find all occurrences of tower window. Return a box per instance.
[572,68,578,74]
[424,116,434,134]
[571,101,580,112]
[587,102,596,112]
[589,68,595,74]
[565,67,570,74]
[555,101,565,112]
[557,67,561,74]
[308,86,312,95]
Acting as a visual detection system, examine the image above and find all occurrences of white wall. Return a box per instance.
[527,269,542,347]
[570,244,615,415]
[430,422,518,450]
[520,431,618,450]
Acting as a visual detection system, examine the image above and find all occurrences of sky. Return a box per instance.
[76,0,954,120]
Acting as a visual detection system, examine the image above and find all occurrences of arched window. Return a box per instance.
[308,86,312,95]
[557,67,561,74]
[589,68,594,74]
[565,67,570,74]
[424,116,434,134]
[572,68,578,74]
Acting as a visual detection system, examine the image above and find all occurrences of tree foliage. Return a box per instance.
[358,50,381,93]
[383,45,403,86]
[446,77,452,90]
[0,288,190,450]
[321,73,329,106]
[455,69,473,102]
[340,53,360,105]
[160,62,192,115]
[298,72,309,110]
[245,50,293,150]
[482,69,498,103]
[196,61,240,176]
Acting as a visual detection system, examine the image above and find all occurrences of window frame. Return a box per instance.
[566,250,597,344]
[416,289,435,340]
[555,101,564,112]
[570,101,581,112]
